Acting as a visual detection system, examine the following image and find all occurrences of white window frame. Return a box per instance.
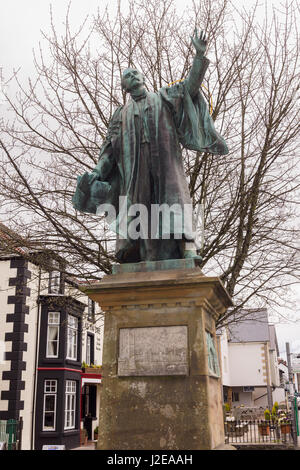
[67,315,79,361]
[64,380,77,430]
[46,312,60,358]
[48,258,61,295]
[43,380,57,431]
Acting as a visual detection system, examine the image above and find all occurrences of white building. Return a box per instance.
[0,223,104,449]
[217,309,286,410]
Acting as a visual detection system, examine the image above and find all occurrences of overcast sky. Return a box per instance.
[0,0,299,357]
[0,0,274,78]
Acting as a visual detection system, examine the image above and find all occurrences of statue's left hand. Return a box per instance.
[191,29,207,56]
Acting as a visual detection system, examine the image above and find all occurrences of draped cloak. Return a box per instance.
[77,76,229,260]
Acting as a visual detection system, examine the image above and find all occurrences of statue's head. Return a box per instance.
[121,68,145,93]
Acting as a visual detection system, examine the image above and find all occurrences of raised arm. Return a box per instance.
[185,29,210,98]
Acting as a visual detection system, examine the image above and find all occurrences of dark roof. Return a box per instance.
[0,222,30,257]
[227,308,271,343]
[0,222,65,269]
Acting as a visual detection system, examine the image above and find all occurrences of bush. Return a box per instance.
[224,402,231,412]
[272,402,279,418]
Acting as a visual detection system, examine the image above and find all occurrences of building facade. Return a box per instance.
[0,229,103,449]
[217,309,286,410]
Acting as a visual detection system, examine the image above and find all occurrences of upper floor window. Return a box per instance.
[87,298,95,323]
[46,312,60,358]
[64,380,76,430]
[86,333,94,365]
[43,380,57,431]
[48,260,62,294]
[67,315,79,361]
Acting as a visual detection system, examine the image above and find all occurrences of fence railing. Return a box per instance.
[224,419,294,445]
[0,418,23,450]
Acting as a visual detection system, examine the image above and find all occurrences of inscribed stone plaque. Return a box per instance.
[118,326,188,376]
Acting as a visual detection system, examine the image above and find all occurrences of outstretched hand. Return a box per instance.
[191,29,207,56]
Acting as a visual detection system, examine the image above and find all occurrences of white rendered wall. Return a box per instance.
[269,350,280,387]
[272,387,286,405]
[231,388,254,407]
[228,342,268,387]
[0,260,17,412]
[19,262,40,450]
[218,329,231,386]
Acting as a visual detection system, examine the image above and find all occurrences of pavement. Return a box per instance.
[73,440,97,450]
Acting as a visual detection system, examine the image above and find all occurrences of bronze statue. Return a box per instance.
[73,30,228,263]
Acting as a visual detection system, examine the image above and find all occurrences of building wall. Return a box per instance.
[19,261,40,449]
[272,387,286,405]
[82,320,104,366]
[65,283,104,367]
[269,349,280,387]
[0,260,17,413]
[0,257,34,426]
[34,295,85,450]
[228,342,268,387]
[252,387,268,407]
[0,255,103,449]
[230,387,254,407]
[218,328,230,387]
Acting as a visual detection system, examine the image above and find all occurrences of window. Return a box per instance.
[67,315,78,360]
[46,312,60,358]
[43,380,57,431]
[64,380,76,430]
[233,392,240,402]
[48,270,61,294]
[86,334,94,365]
[87,298,95,323]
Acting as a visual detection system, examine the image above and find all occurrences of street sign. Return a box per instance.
[291,354,300,373]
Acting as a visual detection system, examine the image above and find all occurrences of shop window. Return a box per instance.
[46,312,60,358]
[43,380,57,431]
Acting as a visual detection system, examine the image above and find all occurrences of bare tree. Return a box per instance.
[0,0,299,325]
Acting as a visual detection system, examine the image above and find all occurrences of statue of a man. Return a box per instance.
[75,30,228,264]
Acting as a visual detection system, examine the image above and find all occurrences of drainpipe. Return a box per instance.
[30,265,42,450]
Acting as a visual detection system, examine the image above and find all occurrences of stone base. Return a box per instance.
[111,258,202,274]
[82,262,232,450]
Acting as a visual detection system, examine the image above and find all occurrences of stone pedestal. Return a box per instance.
[82,260,232,450]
